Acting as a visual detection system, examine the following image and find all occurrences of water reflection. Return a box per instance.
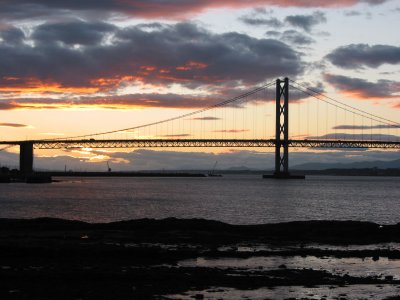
[0,175,399,224]
[179,256,400,280]
[166,285,400,300]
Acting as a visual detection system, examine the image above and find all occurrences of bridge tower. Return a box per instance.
[264,78,304,179]
[274,78,290,177]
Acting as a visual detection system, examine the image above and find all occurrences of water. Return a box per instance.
[178,256,400,280]
[165,285,400,300]
[0,175,399,224]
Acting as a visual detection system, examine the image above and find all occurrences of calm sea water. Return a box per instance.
[0,175,399,224]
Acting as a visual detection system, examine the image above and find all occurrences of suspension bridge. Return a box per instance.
[1,78,399,178]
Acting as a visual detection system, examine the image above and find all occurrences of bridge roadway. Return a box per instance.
[1,138,399,176]
[1,139,400,149]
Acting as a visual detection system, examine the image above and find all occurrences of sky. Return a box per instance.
[0,0,399,171]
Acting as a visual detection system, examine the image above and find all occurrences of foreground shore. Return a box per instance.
[1,218,400,299]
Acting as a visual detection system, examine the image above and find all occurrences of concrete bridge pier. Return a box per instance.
[20,142,34,176]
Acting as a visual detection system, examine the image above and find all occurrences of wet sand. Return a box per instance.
[1,218,400,299]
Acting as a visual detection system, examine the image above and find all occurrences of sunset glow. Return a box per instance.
[0,0,399,170]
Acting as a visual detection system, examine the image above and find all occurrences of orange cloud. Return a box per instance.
[339,90,400,101]
[140,66,157,72]
[0,77,98,94]
[90,75,143,89]
[0,92,221,110]
[157,75,193,82]
[0,122,30,128]
[0,22,305,100]
[176,61,208,71]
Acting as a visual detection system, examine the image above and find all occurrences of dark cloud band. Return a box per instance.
[0,1,390,21]
[324,74,400,99]
[0,21,304,109]
[285,11,326,32]
[326,44,400,69]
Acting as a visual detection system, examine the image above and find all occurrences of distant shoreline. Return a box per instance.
[37,171,207,177]
[2,167,400,180]
[38,168,400,177]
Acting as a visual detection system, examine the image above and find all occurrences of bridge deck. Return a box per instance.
[1,139,399,149]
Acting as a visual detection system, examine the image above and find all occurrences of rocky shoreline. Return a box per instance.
[1,218,400,299]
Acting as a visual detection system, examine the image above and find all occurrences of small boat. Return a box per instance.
[208,161,222,177]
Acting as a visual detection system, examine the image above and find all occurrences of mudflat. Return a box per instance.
[1,218,400,299]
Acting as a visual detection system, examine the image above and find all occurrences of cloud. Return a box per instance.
[285,11,326,32]
[361,0,388,4]
[0,122,30,128]
[191,117,221,120]
[0,26,25,46]
[287,81,326,103]
[324,74,400,99]
[343,9,372,19]
[0,21,304,109]
[344,10,363,16]
[0,84,278,110]
[32,21,117,46]
[240,10,325,35]
[265,30,280,37]
[280,30,315,45]
[0,0,390,21]
[265,30,315,46]
[333,124,400,130]
[0,93,221,110]
[326,44,400,69]
[240,16,283,27]
[0,21,304,88]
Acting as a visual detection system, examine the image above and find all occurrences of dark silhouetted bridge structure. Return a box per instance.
[1,78,399,178]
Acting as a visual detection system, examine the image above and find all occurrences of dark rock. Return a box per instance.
[279,264,287,269]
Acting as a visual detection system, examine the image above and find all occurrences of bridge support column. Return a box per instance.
[263,78,304,179]
[20,142,33,176]
[275,78,290,177]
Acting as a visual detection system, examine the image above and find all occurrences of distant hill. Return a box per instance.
[292,159,400,170]
[226,166,253,171]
